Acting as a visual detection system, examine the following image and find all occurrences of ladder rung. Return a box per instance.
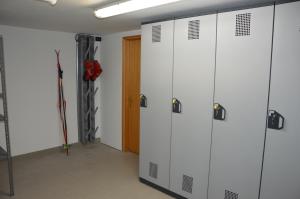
[0,114,6,121]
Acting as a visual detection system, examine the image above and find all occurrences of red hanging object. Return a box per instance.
[84,60,94,80]
[84,60,102,81]
[55,50,69,155]
[91,60,102,81]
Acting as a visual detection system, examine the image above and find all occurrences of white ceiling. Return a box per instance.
[0,0,274,35]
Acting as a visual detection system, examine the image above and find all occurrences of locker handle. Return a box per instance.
[172,98,182,113]
[214,103,226,120]
[140,94,147,108]
[268,110,285,130]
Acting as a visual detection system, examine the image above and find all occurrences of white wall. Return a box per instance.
[0,24,135,155]
[0,25,78,156]
[100,30,141,150]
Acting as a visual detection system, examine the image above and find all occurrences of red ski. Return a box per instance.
[55,50,69,155]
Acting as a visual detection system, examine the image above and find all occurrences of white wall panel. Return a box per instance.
[100,30,141,150]
[0,25,77,156]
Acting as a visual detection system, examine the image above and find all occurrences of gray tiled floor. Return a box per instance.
[0,142,172,199]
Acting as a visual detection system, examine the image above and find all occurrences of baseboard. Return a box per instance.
[139,177,187,199]
[13,138,101,159]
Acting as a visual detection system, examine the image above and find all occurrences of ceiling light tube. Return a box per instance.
[94,0,181,18]
[37,0,58,6]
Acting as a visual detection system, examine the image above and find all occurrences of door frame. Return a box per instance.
[122,35,141,152]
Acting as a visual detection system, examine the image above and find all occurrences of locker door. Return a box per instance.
[260,2,300,199]
[170,14,216,199]
[208,6,274,199]
[139,20,174,189]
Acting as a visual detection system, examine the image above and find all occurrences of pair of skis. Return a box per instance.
[55,50,69,155]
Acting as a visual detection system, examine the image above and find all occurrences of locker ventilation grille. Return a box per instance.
[235,13,251,36]
[188,20,200,40]
[182,175,193,194]
[225,190,239,199]
[149,162,158,179]
[152,25,161,43]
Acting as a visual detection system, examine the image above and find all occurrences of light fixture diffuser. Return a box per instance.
[36,0,58,6]
[94,0,182,18]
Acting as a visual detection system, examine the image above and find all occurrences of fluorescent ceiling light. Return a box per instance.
[36,0,58,6]
[94,0,182,18]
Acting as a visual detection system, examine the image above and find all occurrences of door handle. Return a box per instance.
[140,94,147,108]
[214,103,226,120]
[172,98,182,113]
[268,110,285,130]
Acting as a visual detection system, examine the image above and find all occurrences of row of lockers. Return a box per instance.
[139,1,300,199]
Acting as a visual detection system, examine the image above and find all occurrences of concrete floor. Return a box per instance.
[0,142,172,199]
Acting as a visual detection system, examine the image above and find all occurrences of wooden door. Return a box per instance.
[122,35,141,154]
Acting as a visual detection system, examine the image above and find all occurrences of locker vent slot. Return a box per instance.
[182,175,193,194]
[225,190,239,199]
[152,25,161,43]
[149,162,158,179]
[188,20,200,40]
[235,13,251,36]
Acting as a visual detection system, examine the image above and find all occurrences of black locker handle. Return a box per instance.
[172,98,182,113]
[140,94,147,108]
[214,103,226,120]
[268,110,285,130]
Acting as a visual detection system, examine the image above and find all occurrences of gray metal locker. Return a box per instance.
[170,14,216,199]
[139,20,174,189]
[208,6,274,199]
[260,2,300,199]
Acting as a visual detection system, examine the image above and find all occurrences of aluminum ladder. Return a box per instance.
[0,36,14,196]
